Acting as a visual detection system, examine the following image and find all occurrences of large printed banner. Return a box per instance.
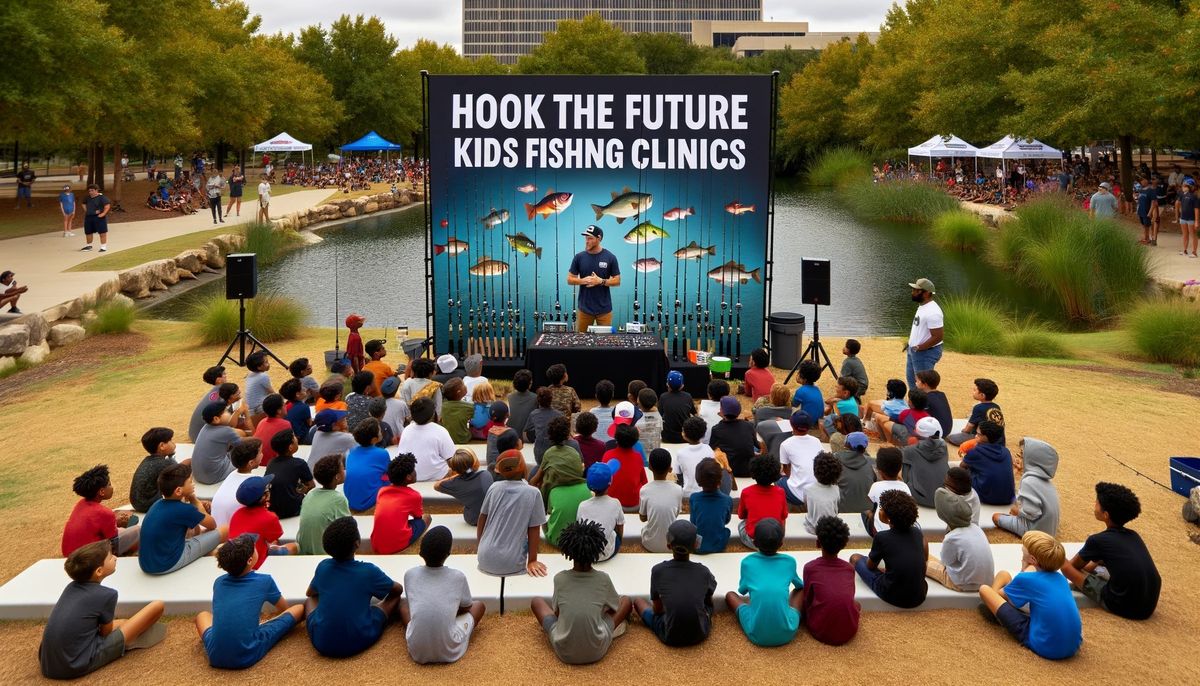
[427,74,772,359]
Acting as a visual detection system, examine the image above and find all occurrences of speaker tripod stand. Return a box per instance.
[783,302,837,384]
[217,297,285,368]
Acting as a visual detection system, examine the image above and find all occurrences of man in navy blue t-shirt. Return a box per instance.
[567,225,621,332]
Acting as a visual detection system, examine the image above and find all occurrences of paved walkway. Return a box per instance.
[1,188,332,314]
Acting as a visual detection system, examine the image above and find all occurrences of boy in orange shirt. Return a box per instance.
[363,339,396,396]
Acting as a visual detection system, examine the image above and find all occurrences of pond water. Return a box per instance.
[148,182,1038,338]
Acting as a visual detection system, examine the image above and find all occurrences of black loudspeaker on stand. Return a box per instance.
[784,258,837,384]
[218,253,284,368]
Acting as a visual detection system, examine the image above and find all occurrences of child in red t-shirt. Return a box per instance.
[602,424,648,510]
[229,476,298,569]
[737,455,788,550]
[252,394,293,465]
[801,516,861,645]
[740,348,775,403]
[371,453,431,553]
[61,465,140,557]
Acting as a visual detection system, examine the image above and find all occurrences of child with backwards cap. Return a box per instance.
[635,520,718,647]
[476,450,548,577]
[576,461,626,561]
[435,448,494,526]
[196,533,306,669]
[801,517,860,645]
[725,517,804,647]
[401,525,487,664]
[659,371,697,443]
[531,520,633,664]
[229,476,300,568]
[371,453,432,554]
[639,448,684,553]
[305,517,402,658]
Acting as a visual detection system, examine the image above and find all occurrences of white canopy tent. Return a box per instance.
[252,132,314,169]
[907,134,980,175]
[977,135,1064,182]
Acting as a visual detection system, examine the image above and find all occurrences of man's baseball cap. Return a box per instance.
[789,410,812,431]
[235,475,274,506]
[846,431,869,450]
[908,277,936,294]
[719,396,741,418]
[314,409,348,430]
[915,416,942,439]
[202,401,228,423]
[667,520,699,553]
[581,225,603,239]
[1099,181,1112,190]
[666,370,684,388]
[436,354,457,374]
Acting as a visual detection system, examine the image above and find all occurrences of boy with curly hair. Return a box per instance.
[804,453,842,535]
[850,490,928,608]
[62,465,140,557]
[801,516,860,645]
[371,453,431,554]
[737,455,787,550]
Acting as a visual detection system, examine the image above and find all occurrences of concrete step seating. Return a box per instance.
[0,543,1089,620]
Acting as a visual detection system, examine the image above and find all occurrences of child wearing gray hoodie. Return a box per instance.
[901,417,949,508]
[993,438,1060,537]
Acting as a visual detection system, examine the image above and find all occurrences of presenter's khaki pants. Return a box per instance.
[576,310,613,332]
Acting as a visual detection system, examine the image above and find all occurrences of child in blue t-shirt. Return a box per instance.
[689,458,732,554]
[725,518,803,647]
[790,360,825,421]
[58,185,76,237]
[138,463,227,575]
[306,517,402,657]
[978,530,1082,660]
[344,418,390,512]
[196,534,306,669]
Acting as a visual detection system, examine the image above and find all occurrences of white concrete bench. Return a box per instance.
[0,543,1088,620]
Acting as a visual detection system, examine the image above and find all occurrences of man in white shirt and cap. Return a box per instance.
[905,277,943,391]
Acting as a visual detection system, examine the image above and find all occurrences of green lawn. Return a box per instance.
[67,226,235,271]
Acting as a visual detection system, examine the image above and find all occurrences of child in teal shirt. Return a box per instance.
[725,518,803,647]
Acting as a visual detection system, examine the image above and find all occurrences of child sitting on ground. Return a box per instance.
[265,430,314,519]
[39,541,166,679]
[961,421,1015,505]
[635,520,718,647]
[362,339,396,396]
[439,378,474,444]
[573,411,607,470]
[434,449,494,526]
[835,431,876,513]
[297,455,351,555]
[865,378,906,438]
[737,455,787,550]
[306,517,402,657]
[840,339,869,400]
[602,423,648,511]
[243,351,276,425]
[915,370,952,439]
[993,438,1060,537]
[801,517,859,646]
[636,387,663,452]
[821,377,861,440]
[675,416,715,497]
[741,347,775,402]
[139,463,227,575]
[978,530,1082,660]
[401,525,487,664]
[130,427,180,514]
[229,476,300,568]
[926,487,993,592]
[725,518,803,647]
[196,533,305,669]
[211,439,262,528]
[469,381,497,441]
[948,378,1005,447]
[343,418,390,513]
[881,388,930,447]
[531,520,633,664]
[288,357,320,404]
[476,451,548,577]
[62,464,139,557]
[1060,482,1161,620]
[640,448,683,553]
[546,363,582,419]
[804,453,842,535]
[850,490,928,609]
[576,461,625,562]
[252,394,292,465]
[690,458,733,554]
[531,416,586,502]
[371,453,432,554]
[827,412,863,455]
[863,447,910,537]
[280,380,313,445]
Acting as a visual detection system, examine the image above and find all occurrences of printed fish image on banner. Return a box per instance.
[516,184,537,193]
[434,237,469,256]
[674,240,716,260]
[633,257,663,272]
[525,190,573,219]
[623,221,669,244]
[663,206,695,221]
[505,232,543,258]
[724,201,755,215]
[708,260,761,284]
[480,208,510,228]
[591,187,653,223]
[468,256,510,276]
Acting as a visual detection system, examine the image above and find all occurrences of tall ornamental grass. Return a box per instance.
[930,210,989,252]
[841,179,958,224]
[192,292,307,344]
[807,147,872,188]
[1125,299,1200,367]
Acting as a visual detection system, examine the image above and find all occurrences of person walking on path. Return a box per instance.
[59,185,76,238]
[225,166,246,218]
[14,163,36,209]
[206,171,226,224]
[257,176,271,223]
[567,225,621,332]
[905,278,943,391]
[1089,182,1118,220]
[81,184,111,252]
[1176,180,1199,258]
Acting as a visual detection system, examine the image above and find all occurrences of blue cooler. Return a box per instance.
[1169,457,1200,496]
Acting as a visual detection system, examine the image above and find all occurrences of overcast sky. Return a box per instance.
[248,0,895,48]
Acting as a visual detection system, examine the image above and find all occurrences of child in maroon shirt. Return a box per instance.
[573,411,607,470]
[801,516,860,645]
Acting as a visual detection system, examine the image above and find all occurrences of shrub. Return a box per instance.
[240,223,297,266]
[939,294,1008,355]
[1125,299,1200,367]
[1004,320,1072,359]
[806,147,871,188]
[192,292,307,344]
[86,299,138,335]
[930,210,989,252]
[841,179,958,223]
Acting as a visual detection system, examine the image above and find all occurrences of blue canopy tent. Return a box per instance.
[340,131,403,157]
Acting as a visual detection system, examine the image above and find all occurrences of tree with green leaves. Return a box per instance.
[778,36,874,163]
[516,14,646,75]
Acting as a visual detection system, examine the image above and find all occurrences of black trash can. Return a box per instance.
[767,312,806,370]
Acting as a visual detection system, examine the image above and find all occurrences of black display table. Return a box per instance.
[525,333,669,400]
